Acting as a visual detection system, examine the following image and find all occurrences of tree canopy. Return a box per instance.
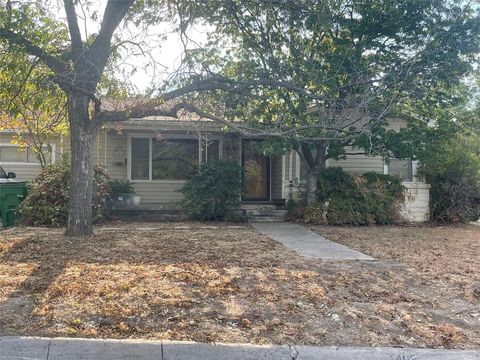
[163,0,480,202]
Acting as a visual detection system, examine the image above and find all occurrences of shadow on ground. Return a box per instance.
[0,223,479,348]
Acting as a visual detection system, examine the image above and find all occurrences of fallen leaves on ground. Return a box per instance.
[0,222,479,348]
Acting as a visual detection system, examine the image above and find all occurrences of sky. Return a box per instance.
[52,0,209,94]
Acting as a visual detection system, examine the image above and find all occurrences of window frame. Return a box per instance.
[127,133,222,183]
[0,142,56,166]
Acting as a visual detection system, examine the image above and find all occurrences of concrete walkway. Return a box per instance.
[252,223,374,260]
[2,337,479,359]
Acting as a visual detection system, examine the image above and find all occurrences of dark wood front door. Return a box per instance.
[242,140,270,201]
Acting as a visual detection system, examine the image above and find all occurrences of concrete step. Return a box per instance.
[248,215,286,223]
[246,208,287,222]
[244,209,288,217]
[241,204,285,211]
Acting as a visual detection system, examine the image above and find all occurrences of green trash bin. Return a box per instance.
[0,182,27,227]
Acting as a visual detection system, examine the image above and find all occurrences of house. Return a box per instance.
[0,115,430,222]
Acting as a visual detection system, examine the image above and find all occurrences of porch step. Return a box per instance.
[245,209,288,217]
[241,204,285,211]
[242,204,287,223]
[248,215,286,223]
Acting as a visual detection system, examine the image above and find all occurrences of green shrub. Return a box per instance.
[422,134,480,223]
[109,179,135,200]
[428,165,480,223]
[317,167,357,202]
[303,203,326,225]
[315,167,405,226]
[179,160,243,221]
[286,199,304,222]
[19,160,110,227]
[326,196,371,225]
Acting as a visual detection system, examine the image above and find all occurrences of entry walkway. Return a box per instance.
[2,337,479,359]
[252,223,374,260]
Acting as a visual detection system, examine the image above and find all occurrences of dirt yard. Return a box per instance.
[0,223,479,348]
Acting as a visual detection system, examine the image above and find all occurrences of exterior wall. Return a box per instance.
[99,130,184,205]
[101,130,286,205]
[293,150,431,223]
[98,130,128,180]
[295,150,385,182]
[130,181,185,204]
[2,127,430,220]
[0,132,65,181]
[271,155,283,200]
[328,153,385,174]
[400,182,431,223]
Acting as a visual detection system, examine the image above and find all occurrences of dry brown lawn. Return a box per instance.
[0,222,479,349]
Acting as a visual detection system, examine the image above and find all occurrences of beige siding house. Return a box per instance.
[0,116,430,222]
[0,132,65,181]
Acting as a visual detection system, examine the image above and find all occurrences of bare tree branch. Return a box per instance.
[0,28,65,73]
[86,0,135,80]
[63,0,83,54]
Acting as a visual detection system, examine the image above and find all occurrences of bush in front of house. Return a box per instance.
[109,179,135,201]
[179,160,243,221]
[420,134,480,223]
[19,160,111,227]
[288,167,404,225]
[429,169,480,223]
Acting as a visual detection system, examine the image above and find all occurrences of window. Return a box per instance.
[387,159,413,181]
[131,138,150,180]
[0,145,53,164]
[201,140,219,163]
[129,136,220,181]
[152,139,198,180]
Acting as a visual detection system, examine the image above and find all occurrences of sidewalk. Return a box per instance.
[252,222,374,260]
[1,337,479,360]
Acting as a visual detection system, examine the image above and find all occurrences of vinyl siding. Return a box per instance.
[284,153,291,182]
[99,130,184,204]
[297,148,385,180]
[101,130,190,204]
[0,164,42,182]
[271,155,283,200]
[130,181,185,204]
[328,153,384,174]
[0,133,65,181]
[101,130,128,180]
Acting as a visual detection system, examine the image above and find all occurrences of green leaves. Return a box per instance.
[170,0,480,165]
[179,160,243,221]
[19,159,111,226]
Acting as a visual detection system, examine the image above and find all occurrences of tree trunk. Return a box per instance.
[64,94,97,237]
[301,141,327,205]
[305,167,321,205]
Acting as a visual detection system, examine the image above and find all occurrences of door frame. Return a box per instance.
[241,139,271,202]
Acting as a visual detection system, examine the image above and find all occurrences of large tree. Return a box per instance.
[0,0,180,235]
[165,0,480,204]
[1,0,479,235]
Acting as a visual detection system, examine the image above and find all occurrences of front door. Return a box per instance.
[242,140,270,201]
